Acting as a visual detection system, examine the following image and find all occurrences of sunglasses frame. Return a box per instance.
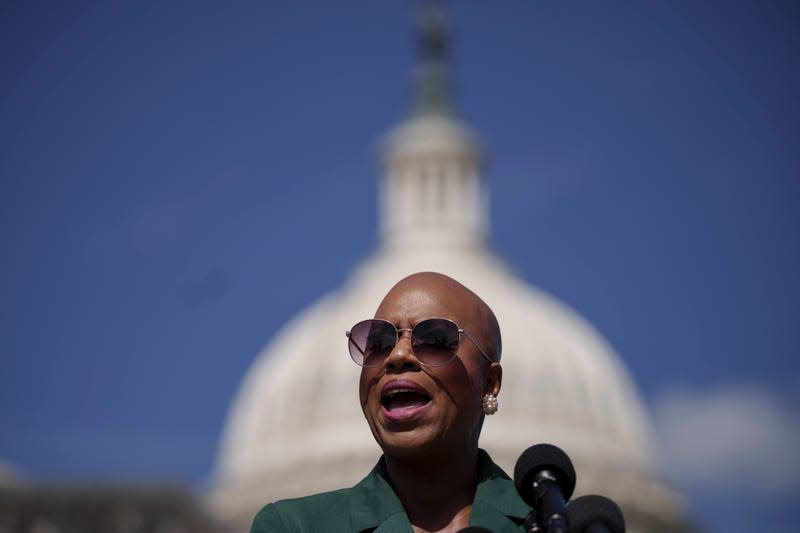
[346,317,495,367]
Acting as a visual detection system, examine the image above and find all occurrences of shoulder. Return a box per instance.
[249,488,353,533]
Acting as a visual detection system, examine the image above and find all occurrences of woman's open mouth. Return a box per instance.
[380,381,431,422]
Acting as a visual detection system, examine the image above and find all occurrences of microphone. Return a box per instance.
[514,444,576,533]
[455,528,494,533]
[567,495,625,533]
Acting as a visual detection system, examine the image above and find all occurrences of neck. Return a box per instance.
[385,447,480,533]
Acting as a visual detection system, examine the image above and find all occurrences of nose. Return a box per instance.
[384,329,419,370]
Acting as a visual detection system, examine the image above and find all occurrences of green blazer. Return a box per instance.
[250,450,532,533]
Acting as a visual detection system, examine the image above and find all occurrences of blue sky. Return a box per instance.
[1,2,798,532]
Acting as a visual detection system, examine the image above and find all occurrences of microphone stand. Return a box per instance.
[533,473,569,533]
[523,510,544,533]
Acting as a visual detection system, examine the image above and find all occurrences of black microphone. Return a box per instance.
[455,528,494,533]
[567,495,625,533]
[514,443,576,533]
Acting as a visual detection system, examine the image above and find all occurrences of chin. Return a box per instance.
[375,425,451,459]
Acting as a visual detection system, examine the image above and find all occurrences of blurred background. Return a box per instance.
[1,1,798,532]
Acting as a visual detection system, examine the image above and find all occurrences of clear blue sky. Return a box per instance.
[1,2,798,532]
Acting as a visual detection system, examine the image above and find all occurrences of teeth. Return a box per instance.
[387,388,418,398]
[384,388,430,401]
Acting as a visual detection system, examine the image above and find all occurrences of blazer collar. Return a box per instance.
[348,450,531,532]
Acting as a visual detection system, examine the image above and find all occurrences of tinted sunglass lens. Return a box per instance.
[412,319,460,366]
[348,320,396,366]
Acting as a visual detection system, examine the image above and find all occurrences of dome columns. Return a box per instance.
[380,117,488,252]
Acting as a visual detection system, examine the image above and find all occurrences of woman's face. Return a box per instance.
[358,274,502,459]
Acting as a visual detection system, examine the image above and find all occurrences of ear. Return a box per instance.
[485,362,502,397]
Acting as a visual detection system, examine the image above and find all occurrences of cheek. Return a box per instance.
[462,362,490,401]
[359,369,378,409]
[434,361,484,403]
[469,366,488,394]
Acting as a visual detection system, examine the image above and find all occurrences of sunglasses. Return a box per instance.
[346,317,494,367]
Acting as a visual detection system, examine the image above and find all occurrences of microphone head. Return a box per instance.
[513,443,576,505]
[567,495,625,533]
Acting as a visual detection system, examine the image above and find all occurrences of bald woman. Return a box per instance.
[251,272,531,533]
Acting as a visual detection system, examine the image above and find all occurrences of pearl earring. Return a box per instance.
[482,393,499,415]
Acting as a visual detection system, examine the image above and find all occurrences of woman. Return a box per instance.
[250,272,532,532]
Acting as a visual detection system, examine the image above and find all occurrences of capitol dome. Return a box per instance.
[211,6,687,532]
